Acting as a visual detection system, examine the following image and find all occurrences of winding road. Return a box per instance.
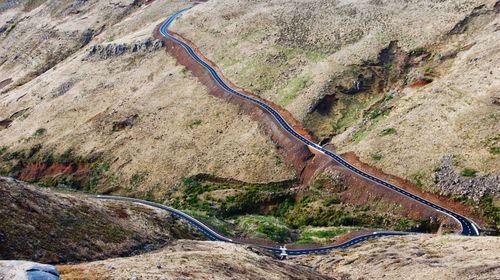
[100,6,480,257]
[96,195,409,256]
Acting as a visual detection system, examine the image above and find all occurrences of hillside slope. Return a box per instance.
[58,240,331,280]
[292,235,500,280]
[170,0,500,210]
[0,0,294,200]
[57,235,500,280]
[0,177,201,263]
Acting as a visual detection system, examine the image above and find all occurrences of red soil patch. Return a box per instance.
[410,79,432,88]
[17,162,90,183]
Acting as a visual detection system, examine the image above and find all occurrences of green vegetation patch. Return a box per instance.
[353,128,367,144]
[479,196,499,231]
[188,119,203,129]
[460,168,477,177]
[130,172,147,187]
[305,50,328,62]
[33,128,46,137]
[490,147,500,155]
[332,97,373,134]
[380,127,396,136]
[485,134,500,155]
[236,215,292,243]
[367,108,388,120]
[183,209,235,236]
[296,227,352,244]
[371,152,382,161]
[410,172,425,187]
[170,175,438,243]
[277,76,309,106]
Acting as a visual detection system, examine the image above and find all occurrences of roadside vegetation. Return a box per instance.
[167,175,438,243]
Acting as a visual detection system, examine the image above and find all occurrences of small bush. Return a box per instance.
[479,196,499,229]
[323,198,341,206]
[423,66,434,75]
[380,127,396,136]
[367,108,385,119]
[33,128,46,137]
[0,146,8,156]
[130,172,147,187]
[188,119,202,129]
[489,147,500,155]
[5,24,16,35]
[371,152,382,161]
[410,173,425,187]
[460,168,477,177]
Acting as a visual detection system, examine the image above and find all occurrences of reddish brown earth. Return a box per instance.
[153,16,484,232]
[410,79,433,88]
[16,162,90,183]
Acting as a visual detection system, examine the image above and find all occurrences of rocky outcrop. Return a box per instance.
[433,155,500,201]
[0,261,60,280]
[0,1,20,11]
[86,38,164,60]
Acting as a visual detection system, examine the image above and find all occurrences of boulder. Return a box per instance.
[0,261,60,280]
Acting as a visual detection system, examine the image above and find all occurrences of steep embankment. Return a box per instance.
[0,177,202,263]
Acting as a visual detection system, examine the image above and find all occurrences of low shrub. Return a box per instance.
[460,168,477,177]
[380,127,396,136]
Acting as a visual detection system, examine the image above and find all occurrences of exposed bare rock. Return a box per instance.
[492,95,500,105]
[433,155,500,202]
[86,38,164,60]
[0,261,60,280]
